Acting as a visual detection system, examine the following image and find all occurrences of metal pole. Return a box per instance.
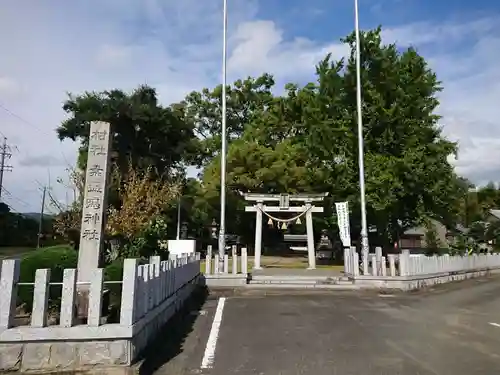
[0,137,6,198]
[176,195,181,240]
[37,186,46,249]
[354,0,369,253]
[218,0,228,260]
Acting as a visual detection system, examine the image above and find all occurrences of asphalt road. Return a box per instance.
[144,275,500,375]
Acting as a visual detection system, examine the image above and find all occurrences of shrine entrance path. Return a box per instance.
[149,275,500,375]
[252,267,343,277]
[254,255,344,271]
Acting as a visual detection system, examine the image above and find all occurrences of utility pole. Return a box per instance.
[37,186,47,249]
[0,137,13,199]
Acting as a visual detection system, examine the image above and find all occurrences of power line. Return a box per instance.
[2,188,31,209]
[0,102,49,135]
[47,188,64,212]
[0,101,73,168]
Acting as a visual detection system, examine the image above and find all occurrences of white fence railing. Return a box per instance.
[0,253,200,334]
[344,248,500,278]
[203,245,248,275]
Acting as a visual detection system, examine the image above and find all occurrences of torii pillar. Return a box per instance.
[242,193,328,270]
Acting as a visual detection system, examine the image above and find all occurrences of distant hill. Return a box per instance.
[20,212,56,222]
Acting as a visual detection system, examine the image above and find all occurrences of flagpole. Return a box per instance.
[218,0,228,262]
[354,0,369,253]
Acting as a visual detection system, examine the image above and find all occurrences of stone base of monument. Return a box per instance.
[76,289,110,324]
[76,290,90,323]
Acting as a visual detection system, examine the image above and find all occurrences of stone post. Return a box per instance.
[381,256,387,276]
[120,259,138,326]
[352,248,360,277]
[399,250,410,276]
[223,254,229,273]
[344,247,351,275]
[375,247,382,275]
[88,269,104,326]
[60,269,77,327]
[31,269,51,327]
[241,247,248,274]
[0,259,20,329]
[254,202,263,269]
[76,121,112,319]
[214,254,220,274]
[305,203,316,269]
[362,251,369,275]
[371,255,378,276]
[205,254,212,275]
[388,254,396,277]
[232,253,238,274]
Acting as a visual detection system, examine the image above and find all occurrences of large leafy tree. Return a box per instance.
[202,27,464,246]
[57,85,196,178]
[181,74,275,167]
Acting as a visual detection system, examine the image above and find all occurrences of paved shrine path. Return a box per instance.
[144,275,500,375]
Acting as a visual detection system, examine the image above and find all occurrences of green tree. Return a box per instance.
[57,85,196,178]
[181,74,275,167]
[202,27,463,247]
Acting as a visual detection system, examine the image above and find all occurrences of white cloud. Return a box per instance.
[0,77,21,98]
[0,0,499,212]
[229,20,348,79]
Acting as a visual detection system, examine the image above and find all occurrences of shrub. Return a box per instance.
[18,245,77,311]
[16,245,145,321]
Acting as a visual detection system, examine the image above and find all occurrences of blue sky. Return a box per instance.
[0,0,500,212]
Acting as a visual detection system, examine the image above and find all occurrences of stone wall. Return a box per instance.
[353,268,500,290]
[0,254,200,373]
[0,279,198,373]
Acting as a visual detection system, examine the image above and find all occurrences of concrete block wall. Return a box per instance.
[0,252,201,372]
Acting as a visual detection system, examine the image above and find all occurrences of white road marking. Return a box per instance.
[489,322,500,328]
[201,297,226,369]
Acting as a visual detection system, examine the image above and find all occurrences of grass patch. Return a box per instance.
[200,256,345,273]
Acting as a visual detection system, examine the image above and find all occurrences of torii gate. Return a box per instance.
[241,192,328,270]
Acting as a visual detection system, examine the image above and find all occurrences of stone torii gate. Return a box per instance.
[241,192,328,270]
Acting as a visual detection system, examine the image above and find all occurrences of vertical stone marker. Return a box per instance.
[76,121,112,314]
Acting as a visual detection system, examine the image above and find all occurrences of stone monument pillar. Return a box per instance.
[76,121,112,318]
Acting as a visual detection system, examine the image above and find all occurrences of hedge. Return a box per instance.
[18,245,77,311]
[16,246,137,315]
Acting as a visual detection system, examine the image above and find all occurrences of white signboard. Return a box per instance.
[168,239,196,256]
[335,202,351,248]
